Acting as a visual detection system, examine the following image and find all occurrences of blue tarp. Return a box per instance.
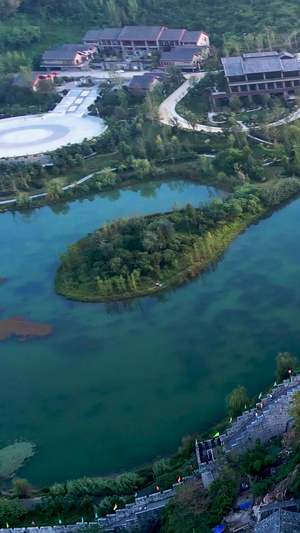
[239,502,251,510]
[212,526,226,533]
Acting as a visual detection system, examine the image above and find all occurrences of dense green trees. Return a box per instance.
[0,0,299,74]
[162,468,237,532]
[240,439,276,476]
[56,178,300,301]
[0,160,47,195]
[0,499,27,527]
[0,75,60,115]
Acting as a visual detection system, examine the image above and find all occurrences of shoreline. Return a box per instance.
[55,214,255,303]
[54,179,300,304]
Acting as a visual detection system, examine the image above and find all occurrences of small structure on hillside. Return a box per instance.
[13,71,58,92]
[41,44,97,70]
[4,155,53,167]
[160,45,208,70]
[128,72,164,92]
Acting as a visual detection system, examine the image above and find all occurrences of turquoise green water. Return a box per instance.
[0,179,299,485]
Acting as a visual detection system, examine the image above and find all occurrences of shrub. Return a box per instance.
[0,499,27,527]
[12,477,31,498]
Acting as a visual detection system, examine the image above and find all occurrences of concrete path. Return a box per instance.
[158,74,222,133]
[0,168,116,206]
[158,72,300,136]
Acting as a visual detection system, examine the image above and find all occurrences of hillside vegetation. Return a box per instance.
[1,0,300,71]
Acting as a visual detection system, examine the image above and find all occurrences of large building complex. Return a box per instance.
[83,25,209,55]
[213,50,300,104]
[40,25,209,72]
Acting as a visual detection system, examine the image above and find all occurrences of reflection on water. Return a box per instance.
[1,179,299,486]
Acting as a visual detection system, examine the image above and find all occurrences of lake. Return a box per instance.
[0,179,299,485]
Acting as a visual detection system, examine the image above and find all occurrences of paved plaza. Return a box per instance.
[0,87,106,158]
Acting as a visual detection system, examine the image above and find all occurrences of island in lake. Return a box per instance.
[55,179,300,302]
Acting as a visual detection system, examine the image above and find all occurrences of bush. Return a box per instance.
[153,458,170,478]
[251,479,272,497]
[0,499,27,527]
[12,477,32,498]
[275,352,300,382]
[240,439,276,476]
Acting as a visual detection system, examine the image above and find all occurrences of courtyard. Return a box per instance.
[0,87,107,158]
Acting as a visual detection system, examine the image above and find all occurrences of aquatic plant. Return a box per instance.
[0,441,36,478]
[0,316,53,341]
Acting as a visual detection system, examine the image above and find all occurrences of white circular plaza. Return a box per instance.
[0,114,107,158]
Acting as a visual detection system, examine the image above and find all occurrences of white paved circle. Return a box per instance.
[0,114,107,157]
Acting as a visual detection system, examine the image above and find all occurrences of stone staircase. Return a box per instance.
[196,375,300,487]
[0,476,195,533]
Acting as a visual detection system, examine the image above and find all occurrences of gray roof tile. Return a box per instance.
[222,51,300,77]
[243,51,278,59]
[83,29,103,41]
[129,73,163,89]
[181,30,203,43]
[97,28,122,40]
[42,44,92,61]
[159,28,186,41]
[161,46,204,61]
[118,26,164,41]
[255,509,300,533]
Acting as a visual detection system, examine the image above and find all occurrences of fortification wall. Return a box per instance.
[196,375,300,487]
[0,476,195,533]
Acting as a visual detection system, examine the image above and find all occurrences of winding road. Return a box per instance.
[158,72,300,133]
[158,73,222,133]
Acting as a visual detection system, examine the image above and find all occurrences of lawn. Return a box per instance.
[235,106,292,125]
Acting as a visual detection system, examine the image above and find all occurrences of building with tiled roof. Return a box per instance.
[128,72,164,91]
[82,25,209,57]
[181,30,209,47]
[40,44,96,70]
[160,46,209,70]
[255,509,300,532]
[216,50,300,102]
[158,28,187,47]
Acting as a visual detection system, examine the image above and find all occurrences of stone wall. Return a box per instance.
[0,476,195,533]
[196,375,300,487]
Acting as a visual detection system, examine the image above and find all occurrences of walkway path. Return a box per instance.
[225,375,300,451]
[158,74,222,133]
[158,72,300,134]
[0,168,116,206]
